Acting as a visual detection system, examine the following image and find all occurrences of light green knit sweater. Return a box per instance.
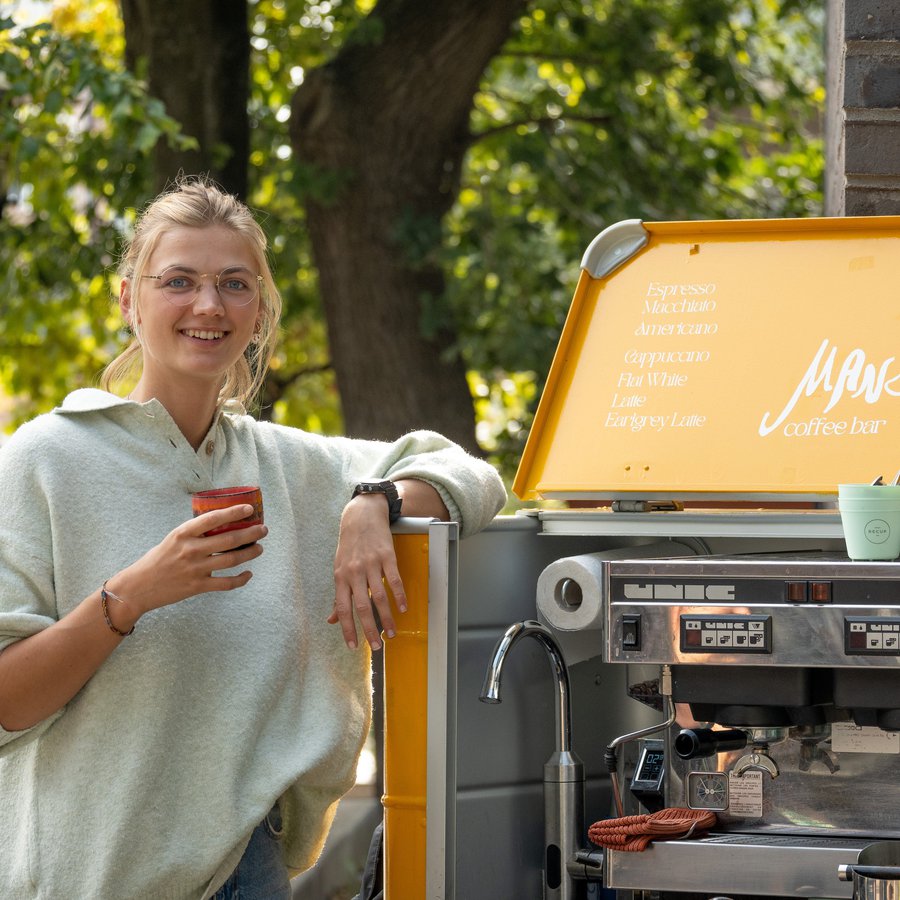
[0,389,506,899]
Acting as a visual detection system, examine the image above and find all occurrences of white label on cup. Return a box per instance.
[864,519,891,544]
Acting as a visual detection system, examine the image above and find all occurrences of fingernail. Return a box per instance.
[371,640,382,651]
[385,628,396,639]
[347,640,357,650]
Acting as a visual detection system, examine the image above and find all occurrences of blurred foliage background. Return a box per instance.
[0,0,825,491]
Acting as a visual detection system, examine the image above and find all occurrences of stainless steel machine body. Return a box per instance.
[602,550,900,899]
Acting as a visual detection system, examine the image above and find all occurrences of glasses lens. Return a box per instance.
[158,267,198,306]
[216,268,260,307]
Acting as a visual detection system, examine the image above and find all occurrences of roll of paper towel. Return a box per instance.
[536,542,695,664]
[537,553,608,633]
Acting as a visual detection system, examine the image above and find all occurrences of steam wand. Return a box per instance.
[605,665,676,817]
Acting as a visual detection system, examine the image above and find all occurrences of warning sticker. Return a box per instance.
[832,723,900,754]
[727,770,763,818]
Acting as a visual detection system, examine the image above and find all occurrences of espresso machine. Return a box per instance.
[594,549,900,899]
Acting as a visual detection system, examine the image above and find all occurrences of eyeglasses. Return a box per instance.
[141,266,263,307]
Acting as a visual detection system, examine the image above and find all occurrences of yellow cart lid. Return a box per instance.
[513,216,900,502]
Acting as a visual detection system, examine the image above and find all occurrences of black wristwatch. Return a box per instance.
[352,480,403,524]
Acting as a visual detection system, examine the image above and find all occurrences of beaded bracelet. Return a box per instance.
[100,581,135,637]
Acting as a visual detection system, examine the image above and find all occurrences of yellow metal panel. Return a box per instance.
[383,531,430,900]
[514,216,900,500]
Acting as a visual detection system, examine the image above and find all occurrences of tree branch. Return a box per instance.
[471,112,611,145]
[499,48,608,67]
[266,361,334,392]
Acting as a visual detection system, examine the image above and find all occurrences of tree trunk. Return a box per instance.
[290,0,526,451]
[120,0,250,197]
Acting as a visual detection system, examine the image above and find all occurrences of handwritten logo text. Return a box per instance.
[759,339,900,437]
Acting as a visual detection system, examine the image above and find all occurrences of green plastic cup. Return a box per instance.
[838,484,900,561]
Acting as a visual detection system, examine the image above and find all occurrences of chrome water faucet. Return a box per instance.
[480,620,586,900]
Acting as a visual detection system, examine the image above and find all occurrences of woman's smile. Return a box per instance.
[181,328,229,341]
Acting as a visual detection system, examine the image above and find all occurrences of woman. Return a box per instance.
[0,177,506,899]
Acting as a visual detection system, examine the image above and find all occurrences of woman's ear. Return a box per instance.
[119,278,138,330]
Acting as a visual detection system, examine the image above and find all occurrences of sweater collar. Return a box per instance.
[56,389,230,431]
[57,388,152,414]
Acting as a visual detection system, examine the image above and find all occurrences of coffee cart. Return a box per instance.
[382,214,900,900]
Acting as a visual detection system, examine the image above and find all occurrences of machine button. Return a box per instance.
[810,582,832,603]
[786,581,808,603]
[622,615,641,651]
[848,630,867,650]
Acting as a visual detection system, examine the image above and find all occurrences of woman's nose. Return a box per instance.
[191,279,225,313]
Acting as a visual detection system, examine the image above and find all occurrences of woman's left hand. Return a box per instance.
[329,493,407,650]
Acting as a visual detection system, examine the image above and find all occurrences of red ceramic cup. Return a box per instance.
[191,486,264,540]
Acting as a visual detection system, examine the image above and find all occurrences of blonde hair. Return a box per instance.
[101,176,282,410]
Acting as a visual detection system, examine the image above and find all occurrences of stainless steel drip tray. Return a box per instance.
[605,832,874,898]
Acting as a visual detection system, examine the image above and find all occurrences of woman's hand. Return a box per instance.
[329,479,449,651]
[329,493,407,651]
[107,504,268,625]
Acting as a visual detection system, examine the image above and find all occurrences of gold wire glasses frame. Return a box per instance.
[141,266,263,308]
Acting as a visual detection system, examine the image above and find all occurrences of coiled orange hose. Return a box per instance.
[588,807,717,852]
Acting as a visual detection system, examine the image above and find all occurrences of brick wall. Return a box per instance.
[825,0,900,215]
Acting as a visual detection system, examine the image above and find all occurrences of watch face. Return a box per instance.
[686,771,729,811]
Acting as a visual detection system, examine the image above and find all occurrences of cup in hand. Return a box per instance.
[191,486,264,545]
[838,483,900,561]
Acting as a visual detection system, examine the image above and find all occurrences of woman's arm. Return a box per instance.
[396,478,451,521]
[0,504,267,732]
[0,585,139,732]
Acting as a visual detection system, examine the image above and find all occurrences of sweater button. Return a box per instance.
[206,441,215,456]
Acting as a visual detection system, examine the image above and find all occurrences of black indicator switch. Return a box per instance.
[622,615,641,651]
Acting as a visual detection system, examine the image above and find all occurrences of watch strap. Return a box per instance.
[352,480,403,524]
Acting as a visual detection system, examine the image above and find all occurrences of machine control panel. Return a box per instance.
[680,614,771,654]
[844,616,900,655]
[607,556,900,665]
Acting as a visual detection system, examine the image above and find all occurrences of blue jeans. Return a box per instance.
[212,804,292,900]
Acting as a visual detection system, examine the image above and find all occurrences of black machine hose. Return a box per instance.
[674,727,748,760]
